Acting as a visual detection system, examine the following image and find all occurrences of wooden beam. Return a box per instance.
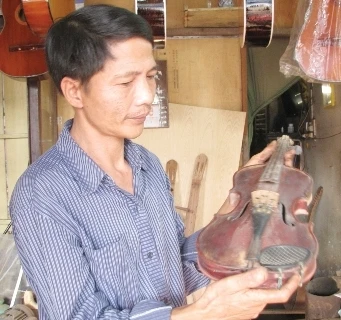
[185,7,243,28]
[167,27,291,38]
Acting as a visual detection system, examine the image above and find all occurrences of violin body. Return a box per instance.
[197,137,318,289]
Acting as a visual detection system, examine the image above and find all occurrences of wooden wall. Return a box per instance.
[0,75,29,232]
[0,74,56,233]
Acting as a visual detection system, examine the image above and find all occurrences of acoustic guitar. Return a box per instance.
[0,0,74,77]
[241,0,274,47]
[0,0,47,77]
[295,0,341,82]
[22,0,75,38]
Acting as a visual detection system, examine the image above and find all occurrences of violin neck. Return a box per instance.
[258,135,292,190]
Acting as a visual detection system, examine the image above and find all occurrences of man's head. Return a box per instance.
[45,4,154,94]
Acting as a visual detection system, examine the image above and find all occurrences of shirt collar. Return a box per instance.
[56,119,147,194]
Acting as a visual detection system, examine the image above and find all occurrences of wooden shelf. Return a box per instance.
[184,7,243,28]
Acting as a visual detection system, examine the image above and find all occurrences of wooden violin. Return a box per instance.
[197,136,318,289]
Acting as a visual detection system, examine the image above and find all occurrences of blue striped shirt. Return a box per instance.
[10,119,209,320]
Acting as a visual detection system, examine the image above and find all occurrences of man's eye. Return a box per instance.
[147,74,156,80]
[120,81,133,86]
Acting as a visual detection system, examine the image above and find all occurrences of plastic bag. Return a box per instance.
[280,0,341,83]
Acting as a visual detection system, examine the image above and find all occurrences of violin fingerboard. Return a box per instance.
[259,135,293,185]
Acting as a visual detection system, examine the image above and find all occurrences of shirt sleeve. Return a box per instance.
[11,206,173,320]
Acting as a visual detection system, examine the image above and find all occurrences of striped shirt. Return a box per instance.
[10,119,209,320]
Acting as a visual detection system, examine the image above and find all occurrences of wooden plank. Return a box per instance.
[4,76,28,135]
[185,7,243,28]
[84,0,135,12]
[6,139,29,201]
[0,139,7,220]
[167,27,240,37]
[134,103,246,229]
[0,73,7,221]
[57,93,74,134]
[274,0,299,30]
[40,76,58,154]
[165,38,242,111]
[166,0,185,28]
[2,75,29,219]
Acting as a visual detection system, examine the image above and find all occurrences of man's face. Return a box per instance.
[76,37,157,140]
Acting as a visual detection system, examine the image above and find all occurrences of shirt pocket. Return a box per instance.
[85,237,138,308]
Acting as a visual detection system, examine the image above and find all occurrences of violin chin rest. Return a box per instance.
[259,244,311,269]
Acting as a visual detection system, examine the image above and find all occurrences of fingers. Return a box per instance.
[284,148,296,167]
[216,192,240,215]
[244,141,277,167]
[245,140,299,168]
[212,267,269,294]
[248,273,301,305]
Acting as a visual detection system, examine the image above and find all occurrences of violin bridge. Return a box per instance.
[251,190,279,214]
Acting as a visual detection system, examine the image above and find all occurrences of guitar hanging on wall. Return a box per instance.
[295,0,341,82]
[0,0,74,77]
[0,0,47,77]
[0,0,74,162]
[241,0,274,48]
[22,0,75,38]
[136,0,166,49]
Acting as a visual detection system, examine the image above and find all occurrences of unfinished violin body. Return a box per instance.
[197,136,318,289]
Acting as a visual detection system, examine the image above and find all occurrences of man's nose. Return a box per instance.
[135,78,156,106]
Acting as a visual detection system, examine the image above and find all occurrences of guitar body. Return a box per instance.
[22,0,75,38]
[0,0,47,77]
[241,0,274,47]
[295,0,341,82]
[136,0,166,49]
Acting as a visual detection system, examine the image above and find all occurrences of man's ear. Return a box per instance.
[60,77,83,109]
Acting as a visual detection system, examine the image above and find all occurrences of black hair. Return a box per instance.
[45,4,154,93]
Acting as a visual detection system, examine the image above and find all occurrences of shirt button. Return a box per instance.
[147,252,153,259]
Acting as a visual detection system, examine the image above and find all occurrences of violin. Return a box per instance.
[196,136,318,289]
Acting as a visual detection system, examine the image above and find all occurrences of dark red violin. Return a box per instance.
[197,135,318,289]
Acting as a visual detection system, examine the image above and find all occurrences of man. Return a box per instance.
[10,4,300,319]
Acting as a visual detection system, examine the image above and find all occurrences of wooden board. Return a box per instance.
[185,7,242,28]
[40,77,58,153]
[274,0,298,29]
[165,38,242,111]
[134,103,245,229]
[84,0,135,12]
[0,74,29,228]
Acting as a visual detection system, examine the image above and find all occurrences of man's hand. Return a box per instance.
[245,140,296,168]
[216,140,296,215]
[171,267,300,320]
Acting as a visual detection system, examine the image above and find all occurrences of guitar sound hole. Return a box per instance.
[15,5,27,26]
[0,15,3,32]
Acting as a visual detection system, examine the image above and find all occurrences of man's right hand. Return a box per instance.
[171,267,300,320]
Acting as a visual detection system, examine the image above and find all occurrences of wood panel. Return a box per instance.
[185,7,242,28]
[0,75,29,232]
[40,77,58,153]
[0,72,7,226]
[165,38,242,110]
[57,94,74,134]
[134,103,246,229]
[167,0,186,28]
[274,0,299,30]
[84,0,135,12]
